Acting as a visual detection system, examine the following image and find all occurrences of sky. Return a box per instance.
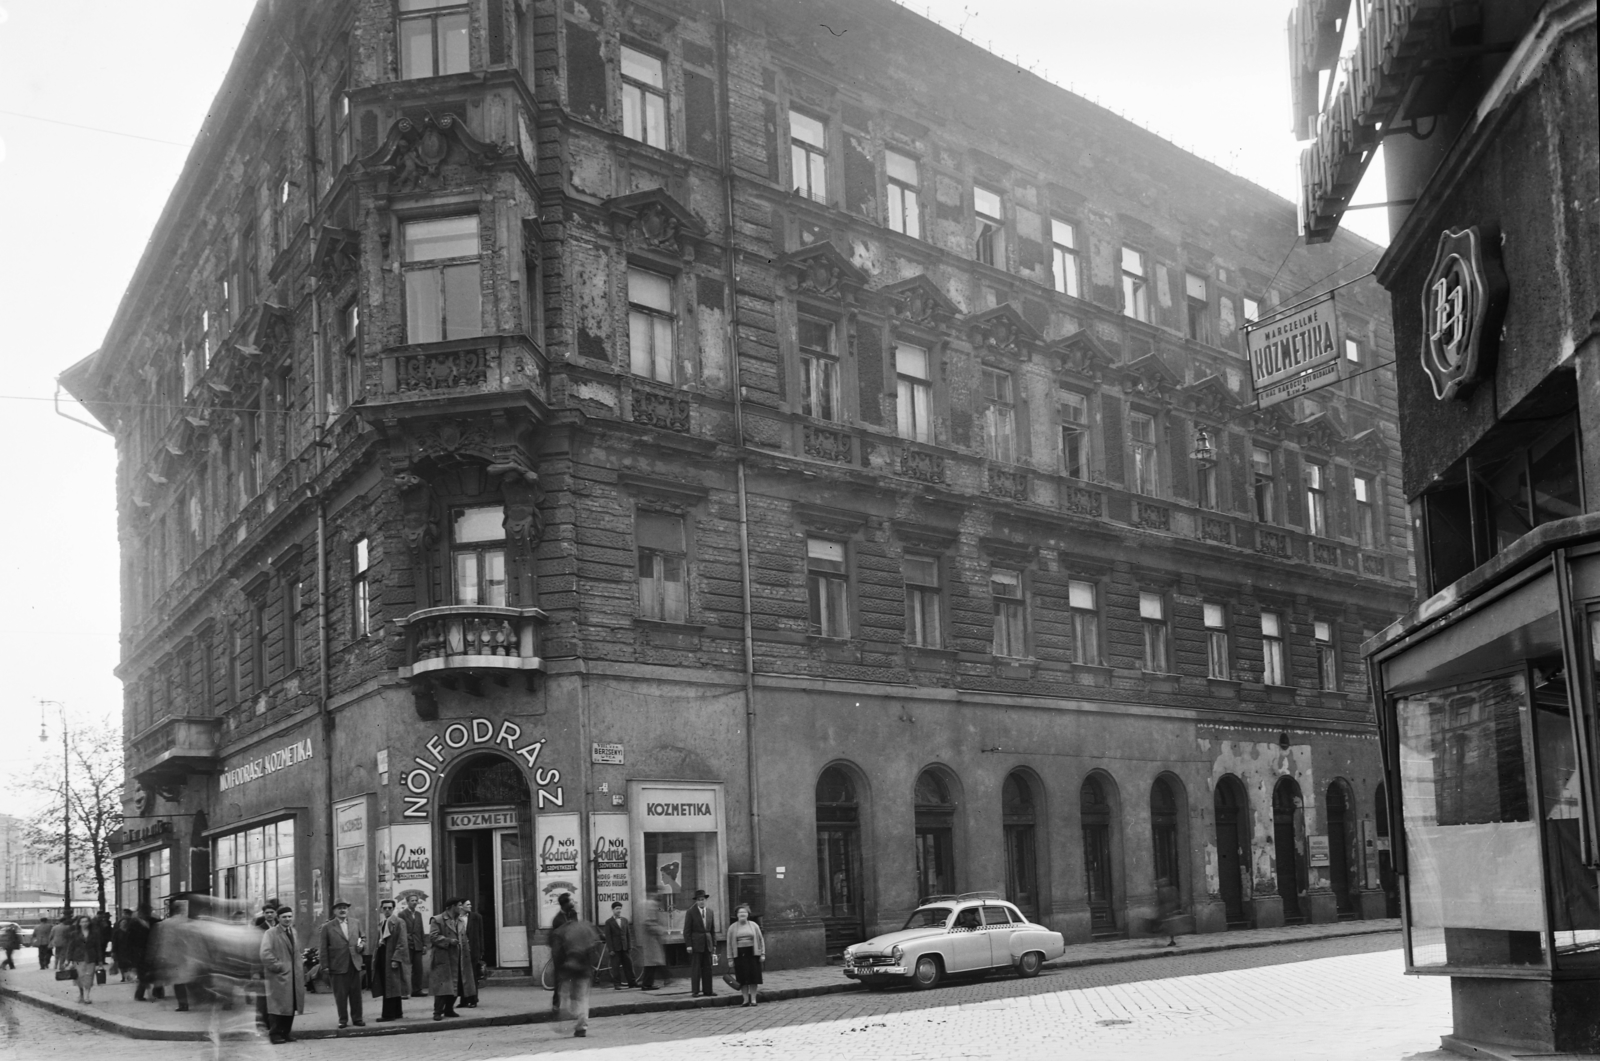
[0,0,1387,816]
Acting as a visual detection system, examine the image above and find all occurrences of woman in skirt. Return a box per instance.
[725,905,765,1007]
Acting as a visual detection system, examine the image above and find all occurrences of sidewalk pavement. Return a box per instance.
[0,918,1399,1041]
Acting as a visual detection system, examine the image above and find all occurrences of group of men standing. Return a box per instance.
[254,894,485,1044]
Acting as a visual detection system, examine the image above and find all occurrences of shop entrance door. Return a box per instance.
[492,830,528,967]
[451,831,499,967]
[1272,779,1305,924]
[1214,776,1250,926]
[815,766,866,956]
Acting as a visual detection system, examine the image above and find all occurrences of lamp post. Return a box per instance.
[38,700,69,920]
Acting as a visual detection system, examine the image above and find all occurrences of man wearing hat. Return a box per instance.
[318,900,367,1029]
[368,898,410,1022]
[683,889,717,998]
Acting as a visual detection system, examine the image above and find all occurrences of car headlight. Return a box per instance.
[844,945,856,962]
[891,945,903,961]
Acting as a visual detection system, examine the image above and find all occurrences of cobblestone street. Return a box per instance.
[2,934,1453,1060]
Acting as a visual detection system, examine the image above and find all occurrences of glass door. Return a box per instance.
[493,829,528,968]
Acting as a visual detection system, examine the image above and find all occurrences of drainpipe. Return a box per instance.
[718,0,761,876]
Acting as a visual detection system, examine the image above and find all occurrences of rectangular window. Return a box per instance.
[1069,579,1100,665]
[807,537,849,638]
[982,369,1016,463]
[242,405,263,501]
[1261,611,1286,686]
[333,799,367,917]
[1306,462,1328,536]
[1140,591,1168,672]
[991,569,1025,657]
[212,819,296,906]
[1185,271,1209,342]
[284,580,304,673]
[452,505,507,606]
[1121,247,1148,322]
[402,215,482,343]
[330,86,352,170]
[637,511,687,623]
[1243,296,1261,323]
[1130,412,1158,496]
[275,176,293,257]
[974,185,1004,267]
[798,316,839,421]
[351,537,371,638]
[885,151,921,238]
[895,342,932,443]
[239,224,259,309]
[789,110,828,203]
[1061,391,1089,479]
[250,595,268,694]
[620,45,667,149]
[1355,475,1376,549]
[1204,602,1230,680]
[1051,219,1079,298]
[341,302,361,407]
[1253,446,1276,523]
[628,268,676,382]
[1314,620,1337,691]
[903,554,941,648]
[398,0,470,79]
[1345,337,1368,399]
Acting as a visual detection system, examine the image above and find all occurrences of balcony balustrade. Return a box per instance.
[130,715,222,788]
[397,605,548,680]
[378,334,546,404]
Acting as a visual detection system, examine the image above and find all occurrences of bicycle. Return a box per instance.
[539,940,613,991]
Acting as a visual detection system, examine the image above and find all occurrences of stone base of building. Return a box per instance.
[1447,977,1600,1054]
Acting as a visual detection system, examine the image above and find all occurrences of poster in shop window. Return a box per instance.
[590,812,631,922]
[535,812,581,927]
[376,826,392,899]
[388,822,433,922]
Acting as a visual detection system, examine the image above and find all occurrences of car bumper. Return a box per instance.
[843,964,907,979]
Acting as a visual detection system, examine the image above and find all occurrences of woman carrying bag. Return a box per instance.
[724,905,765,1008]
[62,916,105,1004]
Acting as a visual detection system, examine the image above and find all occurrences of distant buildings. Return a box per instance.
[0,814,65,902]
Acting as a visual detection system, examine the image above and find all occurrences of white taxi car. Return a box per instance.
[842,893,1065,989]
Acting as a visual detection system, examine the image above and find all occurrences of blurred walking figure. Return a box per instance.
[260,906,306,1044]
[49,917,70,970]
[62,915,105,1004]
[1,921,20,969]
[427,896,473,1021]
[399,895,427,998]
[550,898,601,1038]
[726,904,765,1008]
[636,891,669,990]
[129,906,157,1000]
[31,917,53,969]
[148,899,192,1010]
[318,900,366,1028]
[369,898,409,1022]
[113,909,138,981]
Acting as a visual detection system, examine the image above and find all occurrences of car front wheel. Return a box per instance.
[911,954,943,990]
[1015,951,1043,978]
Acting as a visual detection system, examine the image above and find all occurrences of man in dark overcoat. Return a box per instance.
[259,907,306,1044]
[317,900,366,1028]
[399,895,427,997]
[368,898,410,1021]
[603,902,637,989]
[460,898,484,1007]
[683,889,717,997]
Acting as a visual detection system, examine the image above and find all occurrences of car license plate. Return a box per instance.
[856,964,902,975]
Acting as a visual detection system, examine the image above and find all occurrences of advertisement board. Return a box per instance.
[388,822,433,922]
[1246,292,1341,408]
[590,811,631,922]
[535,812,581,926]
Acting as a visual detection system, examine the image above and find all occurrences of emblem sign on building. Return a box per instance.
[1420,225,1505,401]
[1245,291,1342,408]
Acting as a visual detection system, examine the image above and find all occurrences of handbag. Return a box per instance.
[722,971,739,990]
[96,966,107,985]
[54,968,77,981]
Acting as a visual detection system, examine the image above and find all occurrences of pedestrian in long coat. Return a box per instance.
[368,899,410,1021]
[113,910,137,981]
[259,907,306,1044]
[399,896,427,998]
[637,892,669,990]
[49,918,70,970]
[426,897,474,1020]
[30,918,53,969]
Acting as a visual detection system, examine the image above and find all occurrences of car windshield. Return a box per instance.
[902,905,953,930]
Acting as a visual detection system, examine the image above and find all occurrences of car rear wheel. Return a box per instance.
[1016,951,1043,978]
[911,954,942,990]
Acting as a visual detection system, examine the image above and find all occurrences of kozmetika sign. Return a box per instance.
[1245,292,1341,408]
[219,738,314,791]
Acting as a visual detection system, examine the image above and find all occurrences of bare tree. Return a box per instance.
[12,715,124,913]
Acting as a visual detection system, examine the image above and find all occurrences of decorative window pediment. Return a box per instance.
[778,242,868,303]
[1120,352,1181,402]
[1293,410,1348,454]
[880,275,960,328]
[359,113,510,192]
[604,188,708,259]
[964,303,1043,358]
[237,300,294,362]
[311,226,361,288]
[1183,373,1242,418]
[1049,330,1114,382]
[1347,426,1388,467]
[795,501,868,537]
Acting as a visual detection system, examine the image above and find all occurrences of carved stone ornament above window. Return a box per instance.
[778,242,868,303]
[238,300,294,363]
[311,226,360,288]
[360,113,511,192]
[1346,427,1388,467]
[1292,411,1347,455]
[1246,404,1297,441]
[1049,330,1115,382]
[604,188,708,259]
[1183,373,1243,418]
[1120,353,1182,403]
[794,501,867,537]
[965,303,1043,358]
[880,275,960,329]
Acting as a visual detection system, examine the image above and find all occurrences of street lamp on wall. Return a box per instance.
[1191,428,1217,466]
[38,700,69,920]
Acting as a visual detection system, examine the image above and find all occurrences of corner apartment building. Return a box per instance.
[63,0,1409,970]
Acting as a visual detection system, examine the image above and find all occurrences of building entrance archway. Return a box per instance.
[1272,777,1307,924]
[1080,774,1117,935]
[1002,772,1040,922]
[442,753,531,969]
[1326,780,1357,918]
[815,765,865,956]
[1213,775,1250,926]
